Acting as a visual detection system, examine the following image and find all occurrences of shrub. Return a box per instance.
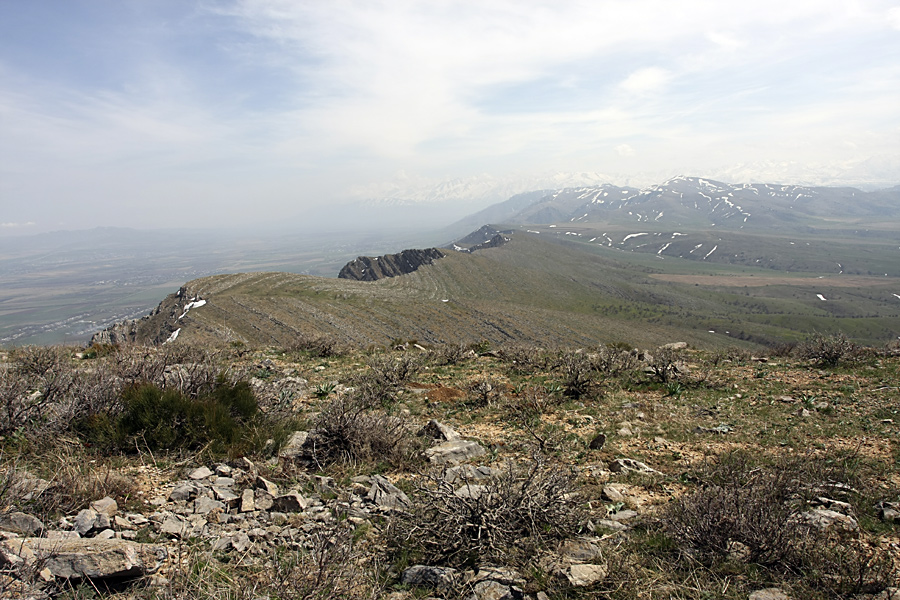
[389,455,584,569]
[551,349,597,399]
[645,346,684,383]
[664,450,897,595]
[797,333,857,367]
[365,354,421,388]
[1,346,74,437]
[308,391,419,468]
[79,379,259,454]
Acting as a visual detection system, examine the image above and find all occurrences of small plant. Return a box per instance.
[314,382,337,399]
[664,381,684,398]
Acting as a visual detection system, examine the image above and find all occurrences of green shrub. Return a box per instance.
[797,332,857,367]
[78,379,259,455]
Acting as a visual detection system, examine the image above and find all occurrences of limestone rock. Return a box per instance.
[90,497,118,518]
[0,538,166,580]
[0,512,45,537]
[425,439,486,464]
[609,458,658,474]
[367,475,410,509]
[562,563,607,587]
[188,467,213,480]
[279,431,309,460]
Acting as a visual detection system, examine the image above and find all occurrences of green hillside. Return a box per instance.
[122,231,899,349]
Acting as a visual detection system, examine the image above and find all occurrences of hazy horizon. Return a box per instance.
[2,1,899,234]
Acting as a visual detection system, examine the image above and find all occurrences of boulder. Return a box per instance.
[188,467,213,480]
[0,538,166,580]
[425,439,486,464]
[90,497,118,518]
[0,512,45,537]
[561,563,607,587]
[367,475,410,509]
[279,431,310,460]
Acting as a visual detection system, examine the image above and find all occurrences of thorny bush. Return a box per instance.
[664,450,897,596]
[389,455,584,569]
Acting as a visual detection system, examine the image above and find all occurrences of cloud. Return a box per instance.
[616,144,636,157]
[888,7,900,30]
[619,67,672,96]
[1,222,36,228]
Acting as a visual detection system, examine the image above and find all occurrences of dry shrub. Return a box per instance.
[284,334,347,358]
[308,392,420,468]
[665,450,897,596]
[390,455,584,569]
[498,344,549,373]
[796,333,857,367]
[553,349,596,399]
[153,523,371,600]
[593,344,640,377]
[2,445,135,521]
[428,343,472,366]
[1,346,74,437]
[365,354,421,388]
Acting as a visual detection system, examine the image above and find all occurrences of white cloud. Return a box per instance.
[887,7,900,30]
[619,67,672,96]
[616,144,636,157]
[1,222,36,228]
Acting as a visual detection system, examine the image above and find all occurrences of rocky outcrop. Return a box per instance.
[447,225,513,252]
[338,248,446,281]
[90,286,205,346]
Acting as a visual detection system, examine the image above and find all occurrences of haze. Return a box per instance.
[2,1,899,234]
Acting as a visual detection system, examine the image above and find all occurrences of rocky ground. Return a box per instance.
[0,339,898,599]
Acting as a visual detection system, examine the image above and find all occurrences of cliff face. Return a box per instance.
[337,248,446,282]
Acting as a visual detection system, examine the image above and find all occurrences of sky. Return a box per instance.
[1,0,899,232]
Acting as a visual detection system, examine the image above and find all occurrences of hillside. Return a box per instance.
[93,230,900,350]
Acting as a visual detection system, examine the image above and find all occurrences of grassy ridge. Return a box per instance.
[164,232,898,350]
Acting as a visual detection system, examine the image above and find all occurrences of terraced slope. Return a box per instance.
[93,232,900,349]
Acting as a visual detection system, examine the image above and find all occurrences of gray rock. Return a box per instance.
[468,580,520,600]
[193,496,225,515]
[0,512,45,536]
[168,483,199,502]
[212,486,239,503]
[367,475,411,509]
[95,529,116,540]
[279,431,310,460]
[749,589,790,600]
[0,537,166,580]
[188,466,214,480]
[255,490,275,511]
[602,485,625,503]
[240,489,256,512]
[272,492,308,513]
[256,476,280,496]
[558,538,603,563]
[605,509,638,522]
[401,565,458,592]
[159,514,187,537]
[454,484,489,500]
[212,476,235,488]
[425,439,486,464]
[445,465,495,483]
[796,508,858,531]
[562,563,607,587]
[90,497,118,518]
[74,509,109,537]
